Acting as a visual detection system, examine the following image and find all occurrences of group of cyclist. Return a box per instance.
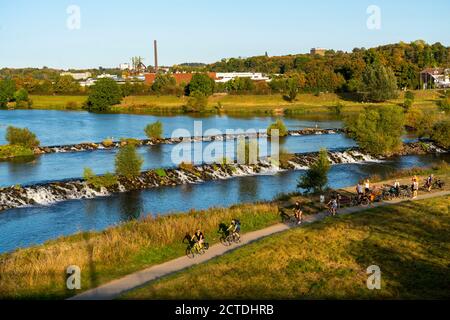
[185,219,241,253]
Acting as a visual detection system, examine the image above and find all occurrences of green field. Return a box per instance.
[28,90,442,115]
[123,195,450,300]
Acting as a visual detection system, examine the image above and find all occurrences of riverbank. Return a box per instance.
[122,193,450,300]
[28,90,441,115]
[1,167,448,300]
[1,142,443,212]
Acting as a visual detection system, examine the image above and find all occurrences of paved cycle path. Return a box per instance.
[70,190,450,300]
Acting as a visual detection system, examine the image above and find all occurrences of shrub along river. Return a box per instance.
[0,109,447,253]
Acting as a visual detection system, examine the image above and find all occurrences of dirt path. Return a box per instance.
[69,190,450,300]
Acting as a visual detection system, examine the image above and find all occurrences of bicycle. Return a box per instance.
[185,241,209,259]
[220,231,241,246]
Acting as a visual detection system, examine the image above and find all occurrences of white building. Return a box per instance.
[119,63,132,71]
[60,72,92,81]
[97,73,119,80]
[215,72,271,83]
[420,68,450,89]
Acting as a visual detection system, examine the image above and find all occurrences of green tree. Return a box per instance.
[430,119,450,149]
[14,88,29,102]
[152,74,177,94]
[144,121,163,139]
[286,78,299,102]
[359,63,398,102]
[54,75,81,94]
[187,73,215,96]
[0,79,16,107]
[115,144,144,178]
[85,78,122,112]
[297,149,330,193]
[345,105,405,156]
[267,119,288,137]
[5,126,40,148]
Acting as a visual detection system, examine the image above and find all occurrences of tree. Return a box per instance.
[115,144,144,179]
[5,126,40,148]
[85,78,122,112]
[54,75,81,94]
[430,119,450,149]
[144,121,163,139]
[297,149,330,193]
[345,105,405,156]
[286,78,299,102]
[187,73,215,96]
[14,88,29,102]
[0,79,16,107]
[151,74,177,94]
[267,119,288,137]
[359,63,398,102]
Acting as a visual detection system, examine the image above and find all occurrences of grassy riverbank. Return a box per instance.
[0,203,281,299]
[0,164,448,299]
[123,194,450,300]
[28,90,441,115]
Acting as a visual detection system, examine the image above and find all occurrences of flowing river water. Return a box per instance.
[0,109,447,253]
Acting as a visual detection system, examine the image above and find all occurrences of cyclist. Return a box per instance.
[356,182,364,201]
[294,201,303,225]
[425,174,433,192]
[191,229,205,252]
[364,179,371,195]
[393,179,400,197]
[327,198,338,216]
[227,219,241,241]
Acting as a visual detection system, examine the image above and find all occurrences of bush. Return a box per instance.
[120,138,141,146]
[66,101,79,110]
[115,144,144,178]
[237,139,259,164]
[297,149,330,193]
[83,167,118,189]
[430,119,450,149]
[179,162,195,171]
[144,121,163,139]
[402,98,413,113]
[438,97,450,114]
[185,92,208,112]
[102,138,114,147]
[328,102,344,116]
[267,119,288,137]
[85,78,122,112]
[154,168,167,177]
[5,126,40,148]
[0,145,34,160]
[345,105,405,156]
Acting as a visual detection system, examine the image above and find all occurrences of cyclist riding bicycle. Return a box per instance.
[227,219,241,240]
[191,229,205,252]
[294,201,303,225]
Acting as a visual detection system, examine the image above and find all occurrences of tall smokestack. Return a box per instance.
[154,40,158,72]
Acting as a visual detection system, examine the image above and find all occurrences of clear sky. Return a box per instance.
[0,0,449,69]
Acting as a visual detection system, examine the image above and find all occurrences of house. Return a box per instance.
[420,68,450,89]
[215,72,271,83]
[60,72,92,81]
[310,48,326,56]
[119,63,132,71]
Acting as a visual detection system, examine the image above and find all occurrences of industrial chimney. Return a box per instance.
[154,40,158,72]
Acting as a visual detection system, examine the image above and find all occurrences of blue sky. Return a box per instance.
[0,0,449,69]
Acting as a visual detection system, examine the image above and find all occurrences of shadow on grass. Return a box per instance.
[340,200,450,299]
